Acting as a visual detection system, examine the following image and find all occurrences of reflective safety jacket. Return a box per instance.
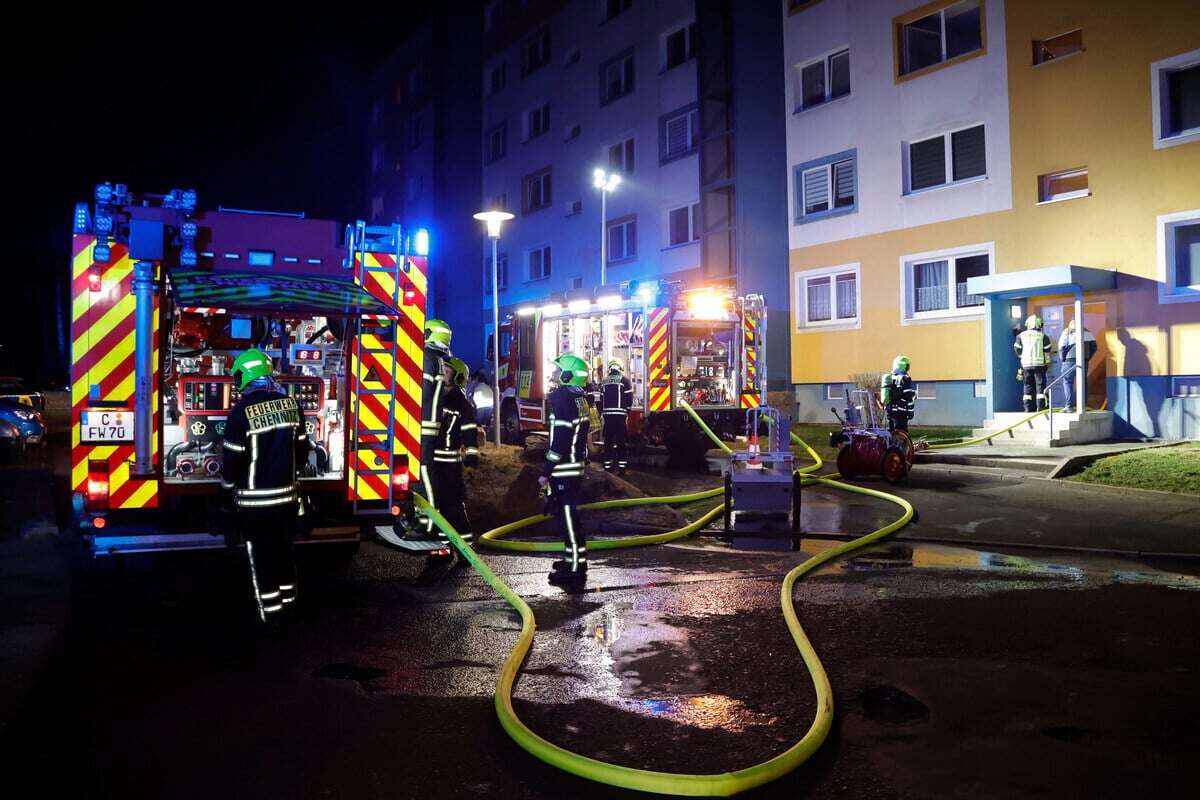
[420,342,451,468]
[543,385,590,480]
[221,383,310,510]
[585,381,602,409]
[600,372,634,417]
[1014,329,1052,368]
[881,372,916,417]
[434,384,481,468]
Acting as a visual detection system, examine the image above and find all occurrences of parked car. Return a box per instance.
[0,377,45,413]
[0,398,47,452]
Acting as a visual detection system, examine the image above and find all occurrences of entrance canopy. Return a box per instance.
[167,270,400,318]
[966,265,1115,417]
[966,265,1116,300]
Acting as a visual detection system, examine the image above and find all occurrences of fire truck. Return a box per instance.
[69,183,428,555]
[489,281,766,447]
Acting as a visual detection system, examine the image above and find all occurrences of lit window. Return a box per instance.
[1033,29,1082,65]
[1038,168,1089,203]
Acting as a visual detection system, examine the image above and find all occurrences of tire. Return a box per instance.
[893,430,915,468]
[836,445,858,480]
[501,401,524,446]
[882,448,907,484]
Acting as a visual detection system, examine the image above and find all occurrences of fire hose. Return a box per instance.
[413,400,915,796]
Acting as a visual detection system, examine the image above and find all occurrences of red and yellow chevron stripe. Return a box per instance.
[741,312,759,409]
[646,306,672,413]
[70,235,161,509]
[347,251,426,501]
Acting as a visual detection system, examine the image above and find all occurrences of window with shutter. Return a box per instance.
[794,150,858,223]
[909,136,946,191]
[802,167,829,215]
[666,115,688,156]
[833,159,855,207]
[951,125,986,180]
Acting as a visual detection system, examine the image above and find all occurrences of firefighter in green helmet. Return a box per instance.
[880,355,917,433]
[1014,315,1052,412]
[540,352,591,589]
[221,348,311,624]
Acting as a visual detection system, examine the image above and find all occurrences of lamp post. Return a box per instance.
[473,209,515,446]
[592,168,621,287]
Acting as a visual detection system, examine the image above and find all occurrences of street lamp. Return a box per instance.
[474,209,515,446]
[592,168,621,287]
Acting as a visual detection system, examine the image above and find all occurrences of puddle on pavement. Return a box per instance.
[566,604,776,732]
[805,540,1200,591]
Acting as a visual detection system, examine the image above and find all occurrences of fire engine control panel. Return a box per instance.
[168,374,329,481]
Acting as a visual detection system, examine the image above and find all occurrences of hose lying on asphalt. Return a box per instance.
[413,401,913,796]
[921,408,1049,449]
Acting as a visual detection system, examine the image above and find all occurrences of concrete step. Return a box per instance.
[916,452,1061,473]
[971,428,1058,445]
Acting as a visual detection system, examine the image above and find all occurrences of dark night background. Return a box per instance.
[3,7,425,387]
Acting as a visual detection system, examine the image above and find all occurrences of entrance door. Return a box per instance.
[1038,301,1107,410]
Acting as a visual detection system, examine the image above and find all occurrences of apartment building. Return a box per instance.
[784,0,1200,437]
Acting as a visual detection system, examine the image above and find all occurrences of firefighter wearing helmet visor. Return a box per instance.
[540,352,591,589]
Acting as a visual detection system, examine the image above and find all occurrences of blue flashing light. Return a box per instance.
[180,248,198,267]
[93,244,111,263]
[180,189,197,211]
[73,203,91,234]
[95,183,113,203]
[114,183,128,202]
[414,228,430,256]
[94,215,113,234]
[181,221,197,239]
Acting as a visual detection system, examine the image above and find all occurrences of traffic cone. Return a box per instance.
[747,431,763,469]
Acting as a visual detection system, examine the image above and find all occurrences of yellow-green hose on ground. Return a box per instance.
[923,408,1048,449]
[408,401,915,796]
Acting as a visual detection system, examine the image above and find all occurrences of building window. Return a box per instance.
[916,383,938,400]
[485,253,509,290]
[1033,29,1082,65]
[793,150,857,224]
[600,50,635,105]
[608,137,635,174]
[667,202,700,246]
[564,123,582,141]
[825,384,845,401]
[491,192,508,211]
[564,199,583,217]
[526,103,550,140]
[1152,48,1200,149]
[485,123,507,164]
[906,124,985,193]
[523,168,552,214]
[660,103,699,163]
[664,22,696,71]
[895,0,984,79]
[1038,167,1089,204]
[489,63,507,96]
[604,0,632,22]
[796,48,850,111]
[1157,209,1200,304]
[795,264,859,330]
[607,217,637,262]
[900,244,993,323]
[528,245,552,280]
[407,115,424,150]
[406,175,423,202]
[522,29,551,77]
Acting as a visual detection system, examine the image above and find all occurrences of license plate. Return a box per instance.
[81,410,134,444]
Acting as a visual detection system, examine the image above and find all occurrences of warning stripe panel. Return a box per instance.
[646,307,672,412]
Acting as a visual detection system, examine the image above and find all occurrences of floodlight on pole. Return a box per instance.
[474,209,516,446]
[593,168,621,288]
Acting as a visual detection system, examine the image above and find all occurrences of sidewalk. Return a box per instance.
[916,440,1167,477]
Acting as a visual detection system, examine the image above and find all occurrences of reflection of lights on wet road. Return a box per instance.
[637,695,777,732]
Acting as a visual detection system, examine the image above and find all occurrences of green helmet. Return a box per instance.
[892,355,911,374]
[553,353,589,388]
[231,348,273,390]
[1025,314,1043,330]
[446,357,469,388]
[424,318,452,349]
[608,359,624,373]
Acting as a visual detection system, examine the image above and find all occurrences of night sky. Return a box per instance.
[5,7,423,385]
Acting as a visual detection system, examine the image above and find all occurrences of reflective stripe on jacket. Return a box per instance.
[1014,329,1051,368]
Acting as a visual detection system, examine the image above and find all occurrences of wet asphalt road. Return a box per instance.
[3,472,1199,798]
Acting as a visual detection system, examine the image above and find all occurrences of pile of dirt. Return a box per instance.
[464,441,686,536]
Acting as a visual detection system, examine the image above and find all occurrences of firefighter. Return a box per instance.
[220,348,310,624]
[880,355,916,433]
[428,356,480,549]
[540,352,591,589]
[411,318,457,556]
[1015,315,1053,412]
[1057,319,1097,410]
[600,358,633,473]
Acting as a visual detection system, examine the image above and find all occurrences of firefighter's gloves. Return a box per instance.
[1016,368,1024,382]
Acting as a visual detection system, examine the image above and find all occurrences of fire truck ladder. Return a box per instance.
[350,222,406,517]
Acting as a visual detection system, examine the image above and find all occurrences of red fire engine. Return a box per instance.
[488,281,766,446]
[69,183,427,555]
